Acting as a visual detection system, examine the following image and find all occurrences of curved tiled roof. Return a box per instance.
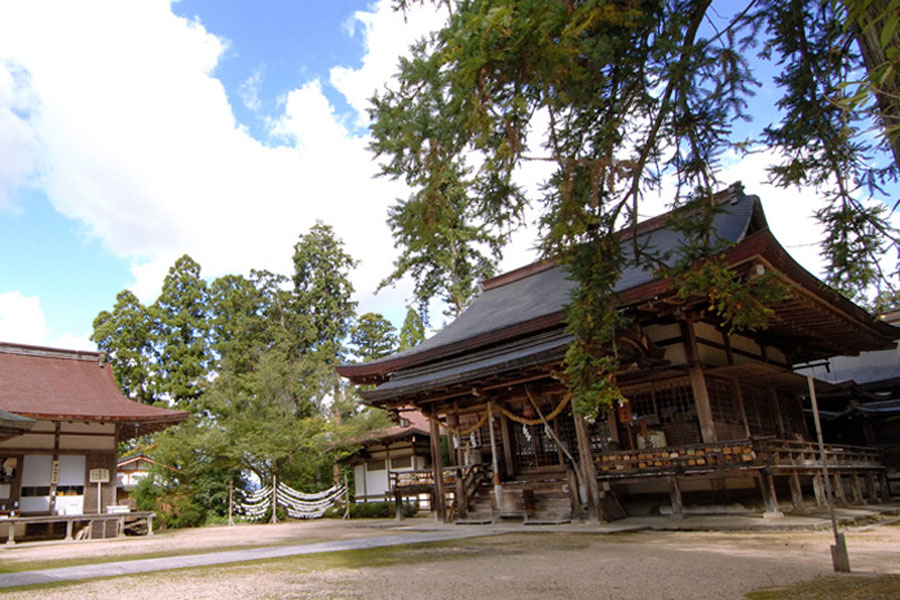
[0,342,188,429]
[340,186,761,379]
[339,185,899,389]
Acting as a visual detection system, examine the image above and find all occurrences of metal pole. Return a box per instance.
[807,374,850,572]
[487,402,503,511]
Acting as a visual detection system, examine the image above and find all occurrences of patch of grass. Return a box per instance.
[747,575,900,600]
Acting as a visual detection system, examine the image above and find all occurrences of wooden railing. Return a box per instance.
[755,439,882,471]
[390,466,460,490]
[594,438,884,478]
[390,464,489,509]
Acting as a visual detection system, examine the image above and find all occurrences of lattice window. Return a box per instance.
[652,378,696,423]
[707,378,741,424]
[778,391,807,439]
[741,383,777,436]
[588,417,614,453]
[510,405,575,471]
[626,384,656,422]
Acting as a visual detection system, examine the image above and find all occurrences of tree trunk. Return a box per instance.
[848,0,900,167]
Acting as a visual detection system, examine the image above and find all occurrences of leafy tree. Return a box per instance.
[292,222,360,422]
[91,290,156,405]
[372,0,900,419]
[351,312,399,361]
[292,223,359,364]
[151,255,211,410]
[398,306,427,350]
[208,273,268,375]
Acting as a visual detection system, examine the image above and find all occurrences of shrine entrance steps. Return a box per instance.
[453,476,573,525]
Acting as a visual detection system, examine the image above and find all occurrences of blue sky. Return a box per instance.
[0,1,896,351]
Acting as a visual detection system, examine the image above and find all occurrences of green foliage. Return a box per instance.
[398,306,427,350]
[373,0,900,418]
[152,255,211,410]
[351,313,398,361]
[93,222,391,528]
[292,222,359,365]
[325,501,417,519]
[91,290,155,404]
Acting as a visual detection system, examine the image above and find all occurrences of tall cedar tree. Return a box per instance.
[351,312,399,361]
[372,0,900,420]
[92,289,156,405]
[151,255,211,411]
[398,306,427,350]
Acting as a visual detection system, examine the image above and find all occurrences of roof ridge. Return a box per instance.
[479,182,747,292]
[0,342,101,362]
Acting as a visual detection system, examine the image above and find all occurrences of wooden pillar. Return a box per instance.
[499,414,515,478]
[770,388,785,439]
[849,473,864,505]
[759,471,783,518]
[865,472,878,503]
[573,413,602,522]
[428,409,447,521]
[879,471,892,502]
[567,468,583,521]
[733,381,751,438]
[667,475,684,519]
[689,365,717,443]
[813,473,826,507]
[394,489,403,521]
[454,467,468,518]
[607,406,620,447]
[486,403,503,512]
[788,471,805,513]
[681,319,716,443]
[832,473,847,506]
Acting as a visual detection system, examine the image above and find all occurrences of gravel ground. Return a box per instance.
[2,520,898,599]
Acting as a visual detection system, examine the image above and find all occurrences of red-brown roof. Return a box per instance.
[354,410,431,445]
[0,342,188,432]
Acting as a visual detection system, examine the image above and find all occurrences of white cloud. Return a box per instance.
[0,61,38,212]
[331,2,449,127]
[239,66,264,112]
[0,291,48,345]
[0,0,889,350]
[0,0,451,338]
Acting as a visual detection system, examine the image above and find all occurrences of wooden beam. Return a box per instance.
[500,413,515,478]
[789,471,805,514]
[428,410,447,521]
[667,475,684,518]
[850,473,864,505]
[681,319,717,443]
[759,471,784,518]
[733,380,751,438]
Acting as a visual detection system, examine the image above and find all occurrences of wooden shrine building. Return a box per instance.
[338,186,899,523]
[341,411,432,508]
[0,342,188,542]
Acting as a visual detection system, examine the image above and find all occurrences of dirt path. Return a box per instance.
[1,520,898,599]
